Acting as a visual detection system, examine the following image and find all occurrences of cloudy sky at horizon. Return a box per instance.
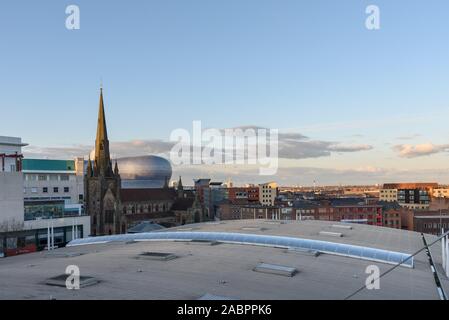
[2,1,449,185]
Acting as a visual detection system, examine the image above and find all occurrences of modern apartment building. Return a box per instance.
[380,183,437,210]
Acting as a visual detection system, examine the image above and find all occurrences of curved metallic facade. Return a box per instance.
[116,155,172,189]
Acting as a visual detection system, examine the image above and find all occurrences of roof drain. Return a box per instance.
[422,233,447,300]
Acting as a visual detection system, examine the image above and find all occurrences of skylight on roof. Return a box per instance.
[253,263,298,277]
[331,224,353,230]
[319,231,344,237]
[68,231,414,268]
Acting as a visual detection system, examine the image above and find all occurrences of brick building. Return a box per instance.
[413,210,449,235]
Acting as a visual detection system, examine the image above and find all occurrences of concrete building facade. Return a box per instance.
[0,136,27,173]
[22,158,84,220]
[0,136,26,230]
[259,182,278,206]
[0,172,25,229]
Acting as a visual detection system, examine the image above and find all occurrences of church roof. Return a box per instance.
[171,197,195,211]
[121,188,177,202]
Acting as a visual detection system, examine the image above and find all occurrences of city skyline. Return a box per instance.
[2,1,449,184]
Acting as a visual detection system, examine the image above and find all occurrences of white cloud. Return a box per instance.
[393,143,449,158]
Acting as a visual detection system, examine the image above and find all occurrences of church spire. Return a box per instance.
[177,176,184,198]
[87,157,93,177]
[114,160,119,175]
[96,88,108,143]
[94,87,113,176]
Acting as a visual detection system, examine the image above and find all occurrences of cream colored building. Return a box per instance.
[380,188,398,202]
[259,182,278,206]
[433,188,449,199]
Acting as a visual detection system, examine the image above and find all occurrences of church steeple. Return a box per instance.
[177,176,184,198]
[85,86,122,237]
[95,88,113,177]
[87,157,93,177]
[114,160,119,175]
[178,176,183,190]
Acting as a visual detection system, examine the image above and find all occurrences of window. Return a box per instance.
[43,187,48,193]
[79,194,83,201]
[60,174,69,181]
[53,187,59,193]
[105,210,114,223]
[31,187,37,193]
[38,175,47,181]
[49,175,58,181]
[64,187,69,193]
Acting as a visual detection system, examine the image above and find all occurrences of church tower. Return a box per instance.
[84,88,123,236]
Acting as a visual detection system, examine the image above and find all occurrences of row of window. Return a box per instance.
[123,203,170,214]
[423,223,448,229]
[25,174,71,181]
[25,187,70,194]
[298,209,315,214]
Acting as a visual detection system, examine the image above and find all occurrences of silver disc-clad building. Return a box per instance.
[116,155,172,189]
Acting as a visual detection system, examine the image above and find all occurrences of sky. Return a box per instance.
[2,0,449,186]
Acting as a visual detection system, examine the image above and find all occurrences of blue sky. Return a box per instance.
[2,1,449,185]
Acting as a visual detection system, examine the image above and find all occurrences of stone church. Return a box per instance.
[84,89,207,236]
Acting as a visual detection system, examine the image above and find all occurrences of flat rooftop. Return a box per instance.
[1,220,448,300]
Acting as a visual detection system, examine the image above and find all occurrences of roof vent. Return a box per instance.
[137,252,178,261]
[45,274,99,288]
[319,231,343,238]
[186,239,221,246]
[253,263,298,277]
[44,252,85,258]
[197,293,238,300]
[177,227,198,231]
[263,220,286,225]
[331,224,353,230]
[286,248,320,257]
[241,226,266,231]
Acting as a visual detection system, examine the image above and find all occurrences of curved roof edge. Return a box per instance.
[68,231,414,268]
